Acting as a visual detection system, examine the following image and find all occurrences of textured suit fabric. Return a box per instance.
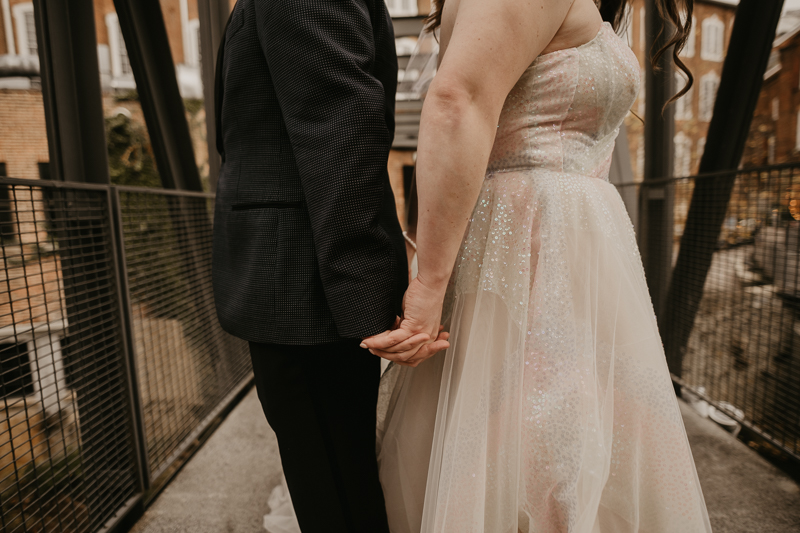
[212,0,408,345]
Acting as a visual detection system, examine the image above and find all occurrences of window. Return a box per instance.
[636,142,644,181]
[106,13,134,85]
[681,16,696,58]
[0,342,34,398]
[638,70,646,116]
[701,15,725,62]
[674,132,692,177]
[699,72,720,122]
[186,19,201,68]
[386,0,418,17]
[674,73,693,120]
[772,97,780,122]
[697,137,706,163]
[618,4,634,47]
[12,2,36,57]
[0,163,15,242]
[639,7,646,52]
[395,37,418,57]
[795,110,800,151]
[768,136,776,165]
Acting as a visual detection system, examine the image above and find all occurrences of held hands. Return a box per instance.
[361,276,451,367]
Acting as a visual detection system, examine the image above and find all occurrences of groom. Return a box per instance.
[211,0,407,531]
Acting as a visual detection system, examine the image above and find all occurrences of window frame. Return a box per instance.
[105,12,136,89]
[699,71,720,122]
[386,0,418,18]
[795,110,800,152]
[12,2,37,57]
[701,15,725,62]
[186,18,201,68]
[674,72,693,121]
[680,16,696,58]
[673,132,693,178]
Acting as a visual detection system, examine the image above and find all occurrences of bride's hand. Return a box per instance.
[362,276,450,367]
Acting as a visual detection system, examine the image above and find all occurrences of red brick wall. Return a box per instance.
[743,32,800,168]
[0,90,48,180]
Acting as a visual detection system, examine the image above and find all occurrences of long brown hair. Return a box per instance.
[425,0,694,102]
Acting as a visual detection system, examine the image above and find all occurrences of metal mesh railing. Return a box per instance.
[617,163,800,465]
[115,188,250,482]
[0,179,138,533]
[0,177,252,533]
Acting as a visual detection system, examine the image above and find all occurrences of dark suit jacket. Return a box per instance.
[212,0,408,345]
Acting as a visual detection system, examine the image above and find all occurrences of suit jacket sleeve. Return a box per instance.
[254,0,400,338]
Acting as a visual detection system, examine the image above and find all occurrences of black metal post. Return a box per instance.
[642,0,675,321]
[197,0,231,194]
[662,0,785,377]
[34,0,110,184]
[113,0,204,192]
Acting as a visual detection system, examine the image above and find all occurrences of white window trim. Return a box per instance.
[12,2,35,57]
[701,15,725,62]
[386,0,418,17]
[674,73,693,121]
[0,320,69,416]
[639,7,646,53]
[699,72,720,122]
[772,97,780,122]
[618,3,634,48]
[3,0,16,55]
[674,132,692,177]
[795,110,800,152]
[106,12,135,88]
[768,135,777,165]
[186,18,201,68]
[681,16,696,58]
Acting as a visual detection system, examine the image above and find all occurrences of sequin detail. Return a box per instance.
[378,23,713,533]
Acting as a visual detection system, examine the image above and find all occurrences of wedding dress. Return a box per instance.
[376,22,713,533]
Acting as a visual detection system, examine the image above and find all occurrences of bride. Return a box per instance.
[363,0,713,532]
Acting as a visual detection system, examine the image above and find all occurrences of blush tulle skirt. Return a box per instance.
[376,170,713,533]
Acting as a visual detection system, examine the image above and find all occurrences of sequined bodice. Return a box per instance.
[486,22,640,181]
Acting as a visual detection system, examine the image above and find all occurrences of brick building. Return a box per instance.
[621,0,737,181]
[742,14,800,168]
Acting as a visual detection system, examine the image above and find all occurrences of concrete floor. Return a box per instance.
[131,387,800,533]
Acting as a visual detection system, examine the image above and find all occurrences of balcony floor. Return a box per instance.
[130,387,800,533]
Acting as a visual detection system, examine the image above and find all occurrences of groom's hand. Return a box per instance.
[361,277,450,367]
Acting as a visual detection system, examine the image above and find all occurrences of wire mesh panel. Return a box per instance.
[621,166,800,465]
[0,178,139,533]
[116,189,251,481]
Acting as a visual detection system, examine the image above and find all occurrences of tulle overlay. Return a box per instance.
[377,171,712,533]
[377,23,711,533]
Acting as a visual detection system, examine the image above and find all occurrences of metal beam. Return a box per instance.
[197,0,230,194]
[661,0,784,377]
[642,0,675,320]
[34,0,110,184]
[114,0,203,191]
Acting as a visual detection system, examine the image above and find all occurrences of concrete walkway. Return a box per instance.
[131,387,800,533]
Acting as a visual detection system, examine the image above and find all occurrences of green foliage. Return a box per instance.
[183,98,204,116]
[105,113,161,188]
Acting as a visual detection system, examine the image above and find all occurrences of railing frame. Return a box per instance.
[0,176,253,533]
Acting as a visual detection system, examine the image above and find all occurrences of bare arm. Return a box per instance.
[364,0,574,363]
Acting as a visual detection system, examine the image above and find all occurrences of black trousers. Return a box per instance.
[249,340,390,533]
